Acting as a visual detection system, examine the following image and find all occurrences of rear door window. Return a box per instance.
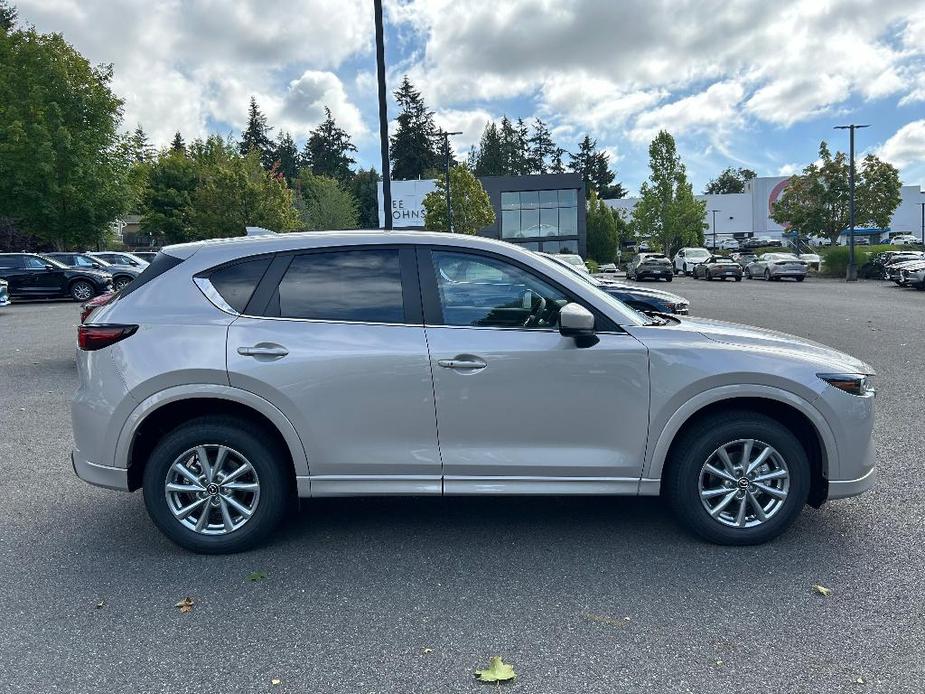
[274,249,404,324]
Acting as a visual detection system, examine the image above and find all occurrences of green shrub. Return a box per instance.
[818,245,874,277]
[585,258,599,273]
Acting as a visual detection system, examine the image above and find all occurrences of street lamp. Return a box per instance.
[834,124,870,281]
[373,0,392,230]
[436,130,462,232]
[711,209,720,250]
[918,200,925,248]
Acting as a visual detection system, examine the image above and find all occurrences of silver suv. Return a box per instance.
[72,231,876,553]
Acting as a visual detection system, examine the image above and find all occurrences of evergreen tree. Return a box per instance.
[528,119,556,174]
[170,131,186,154]
[570,135,623,198]
[301,107,356,182]
[271,131,300,184]
[498,117,519,175]
[585,190,620,264]
[550,147,567,174]
[348,167,381,228]
[474,121,504,177]
[128,124,154,163]
[513,118,531,175]
[239,96,274,168]
[390,76,440,179]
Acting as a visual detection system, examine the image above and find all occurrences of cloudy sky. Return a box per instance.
[16,0,925,194]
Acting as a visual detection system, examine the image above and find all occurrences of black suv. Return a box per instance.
[0,253,113,301]
[45,252,140,292]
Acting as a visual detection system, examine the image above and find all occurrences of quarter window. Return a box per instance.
[277,249,404,323]
[209,256,272,313]
[431,251,569,329]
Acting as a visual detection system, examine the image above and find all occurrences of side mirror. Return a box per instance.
[558,302,595,338]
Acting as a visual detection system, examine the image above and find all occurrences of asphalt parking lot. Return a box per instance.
[1,276,923,694]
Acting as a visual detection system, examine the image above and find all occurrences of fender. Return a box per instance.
[639,384,838,492]
[115,383,310,484]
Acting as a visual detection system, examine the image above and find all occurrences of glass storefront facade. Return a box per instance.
[479,174,586,256]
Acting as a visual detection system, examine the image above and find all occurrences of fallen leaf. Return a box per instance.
[175,597,194,613]
[812,584,832,597]
[474,656,516,683]
[247,570,268,582]
[855,677,865,684]
[714,660,724,667]
[271,678,281,686]
[95,600,105,609]
[422,648,433,654]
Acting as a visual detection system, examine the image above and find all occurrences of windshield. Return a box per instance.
[536,253,649,326]
[686,248,710,258]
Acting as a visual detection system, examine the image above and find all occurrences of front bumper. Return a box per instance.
[828,467,877,500]
[71,450,130,491]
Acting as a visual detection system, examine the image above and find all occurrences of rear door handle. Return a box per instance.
[437,356,487,371]
[237,344,289,358]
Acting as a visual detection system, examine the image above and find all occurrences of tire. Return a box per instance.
[69,280,95,302]
[796,276,805,282]
[113,276,132,292]
[764,269,771,281]
[142,416,292,554]
[665,275,672,282]
[734,276,742,282]
[663,412,810,545]
[745,268,752,279]
[683,263,689,276]
[705,270,712,281]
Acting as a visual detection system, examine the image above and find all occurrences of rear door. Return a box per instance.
[420,247,649,493]
[224,246,442,496]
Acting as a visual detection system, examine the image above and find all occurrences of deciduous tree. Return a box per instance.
[296,169,359,230]
[771,142,901,245]
[347,167,381,228]
[585,190,620,263]
[422,165,495,235]
[704,166,756,194]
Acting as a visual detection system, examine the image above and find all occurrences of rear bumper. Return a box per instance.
[71,450,130,491]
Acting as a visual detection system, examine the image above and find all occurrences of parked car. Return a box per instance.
[890,235,919,246]
[80,291,117,323]
[899,261,925,290]
[627,253,674,281]
[860,251,922,279]
[0,278,9,307]
[730,252,757,268]
[45,252,141,292]
[87,251,150,268]
[552,253,589,275]
[692,256,743,281]
[597,263,618,274]
[72,232,876,553]
[672,247,711,275]
[718,238,740,251]
[0,253,113,301]
[541,252,689,314]
[131,251,159,263]
[886,257,925,285]
[796,252,821,271]
[744,253,808,281]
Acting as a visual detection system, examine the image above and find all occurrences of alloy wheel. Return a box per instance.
[164,444,261,535]
[72,282,93,301]
[698,438,790,529]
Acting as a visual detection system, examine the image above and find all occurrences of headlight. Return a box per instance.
[818,373,875,396]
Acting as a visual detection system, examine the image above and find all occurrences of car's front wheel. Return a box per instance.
[113,276,132,292]
[142,416,291,554]
[70,280,95,302]
[664,412,810,545]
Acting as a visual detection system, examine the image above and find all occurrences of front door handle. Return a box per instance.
[437,355,487,371]
[237,344,289,358]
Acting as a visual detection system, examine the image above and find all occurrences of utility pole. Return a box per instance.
[834,124,869,281]
[711,209,720,250]
[437,130,462,232]
[374,0,392,230]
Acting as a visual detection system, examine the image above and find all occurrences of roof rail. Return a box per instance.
[245,226,277,236]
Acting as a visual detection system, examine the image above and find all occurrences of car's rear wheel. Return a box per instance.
[664,412,810,545]
[745,268,752,279]
[764,269,772,281]
[796,276,805,282]
[142,417,291,554]
[70,280,94,302]
[665,275,672,282]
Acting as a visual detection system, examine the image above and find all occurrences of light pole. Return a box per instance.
[711,209,720,250]
[918,200,925,248]
[834,124,869,281]
[373,0,392,230]
[437,130,462,232]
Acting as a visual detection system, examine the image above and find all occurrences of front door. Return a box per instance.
[225,246,441,496]
[420,248,650,494]
[25,255,66,295]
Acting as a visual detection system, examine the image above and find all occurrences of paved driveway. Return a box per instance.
[0,278,922,693]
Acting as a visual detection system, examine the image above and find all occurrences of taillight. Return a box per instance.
[77,324,138,351]
[79,291,116,323]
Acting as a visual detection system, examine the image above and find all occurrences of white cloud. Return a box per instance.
[877,120,925,170]
[432,109,498,157]
[279,71,368,140]
[631,81,747,143]
[16,0,373,145]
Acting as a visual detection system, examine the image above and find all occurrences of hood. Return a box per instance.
[661,316,875,374]
[104,263,141,275]
[603,282,687,303]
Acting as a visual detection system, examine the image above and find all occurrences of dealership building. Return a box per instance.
[605,176,925,246]
[379,173,588,256]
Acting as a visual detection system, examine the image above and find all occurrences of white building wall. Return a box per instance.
[377,179,437,229]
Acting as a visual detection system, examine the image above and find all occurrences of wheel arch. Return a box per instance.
[645,387,835,507]
[118,385,309,493]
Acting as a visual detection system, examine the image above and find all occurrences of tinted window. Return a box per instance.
[432,251,569,329]
[209,256,272,313]
[0,255,24,269]
[277,249,404,323]
[24,256,48,269]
